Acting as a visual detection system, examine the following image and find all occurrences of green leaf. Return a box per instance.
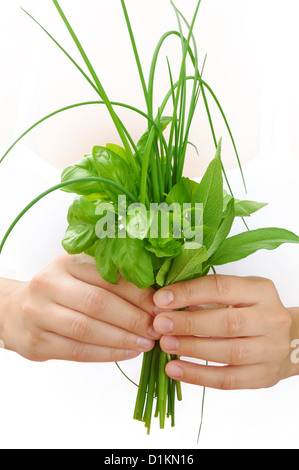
[165,177,200,205]
[146,237,183,259]
[94,238,119,284]
[61,155,102,196]
[222,190,268,218]
[105,143,128,163]
[165,244,209,285]
[208,198,235,257]
[136,116,172,159]
[209,227,299,266]
[62,222,97,255]
[93,146,138,202]
[156,258,173,287]
[234,199,268,218]
[112,235,155,289]
[196,146,223,241]
[68,196,101,225]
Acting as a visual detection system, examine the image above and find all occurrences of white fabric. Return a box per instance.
[0,143,299,449]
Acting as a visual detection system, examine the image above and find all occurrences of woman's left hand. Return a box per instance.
[153,275,299,390]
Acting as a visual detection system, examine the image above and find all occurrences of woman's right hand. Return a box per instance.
[0,253,159,362]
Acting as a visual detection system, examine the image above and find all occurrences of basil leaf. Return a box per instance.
[95,238,119,284]
[112,235,155,289]
[165,177,200,205]
[209,227,299,266]
[105,143,128,163]
[68,196,100,225]
[62,222,97,255]
[137,116,172,159]
[93,146,138,202]
[165,244,209,285]
[61,155,102,196]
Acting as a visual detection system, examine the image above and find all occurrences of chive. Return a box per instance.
[0,177,137,256]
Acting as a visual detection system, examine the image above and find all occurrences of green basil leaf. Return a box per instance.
[93,146,138,202]
[165,177,200,205]
[61,155,102,196]
[209,227,299,266]
[94,238,119,284]
[105,143,128,163]
[137,116,172,158]
[112,235,154,289]
[62,222,97,255]
[165,244,209,285]
[68,196,100,225]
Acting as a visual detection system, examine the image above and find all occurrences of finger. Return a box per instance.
[165,360,277,390]
[154,305,270,338]
[153,275,278,310]
[48,276,160,340]
[160,335,276,366]
[39,305,155,353]
[39,331,141,363]
[61,253,155,315]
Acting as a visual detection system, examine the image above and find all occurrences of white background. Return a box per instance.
[0,0,299,450]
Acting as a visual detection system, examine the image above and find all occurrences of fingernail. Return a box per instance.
[137,337,154,351]
[161,335,178,352]
[166,362,183,378]
[147,325,161,340]
[154,289,174,307]
[154,316,174,334]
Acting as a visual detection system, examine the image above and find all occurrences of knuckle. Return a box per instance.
[84,287,107,316]
[129,314,144,334]
[264,365,280,388]
[70,315,90,342]
[225,308,244,337]
[277,308,292,332]
[219,371,237,390]
[29,271,50,291]
[71,342,89,362]
[209,274,230,300]
[53,253,70,267]
[229,342,248,365]
[24,330,44,362]
[179,282,193,304]
[184,314,195,336]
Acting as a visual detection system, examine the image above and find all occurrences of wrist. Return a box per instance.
[0,277,24,348]
[286,307,299,378]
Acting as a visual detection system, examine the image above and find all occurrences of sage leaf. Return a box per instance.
[209,227,299,266]
[165,244,209,285]
[208,198,235,257]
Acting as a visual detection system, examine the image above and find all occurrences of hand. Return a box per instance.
[1,253,159,362]
[153,275,299,390]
